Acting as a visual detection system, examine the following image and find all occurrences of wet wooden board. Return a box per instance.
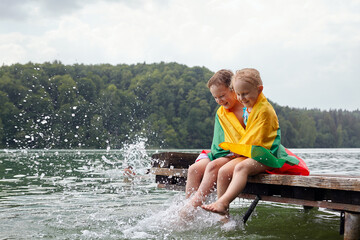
[151,167,360,192]
[151,152,360,212]
[151,152,199,168]
[238,193,360,213]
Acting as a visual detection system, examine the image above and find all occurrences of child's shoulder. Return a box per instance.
[256,97,278,120]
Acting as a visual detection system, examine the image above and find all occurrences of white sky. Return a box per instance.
[0,0,359,110]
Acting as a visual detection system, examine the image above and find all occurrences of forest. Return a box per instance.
[0,61,359,149]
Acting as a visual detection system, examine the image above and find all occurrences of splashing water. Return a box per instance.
[120,136,152,175]
[121,191,246,239]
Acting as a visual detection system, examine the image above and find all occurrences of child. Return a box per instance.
[182,69,245,211]
[201,68,303,217]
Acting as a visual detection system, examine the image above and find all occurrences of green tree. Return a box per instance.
[58,75,77,106]
[0,118,4,148]
[297,114,317,147]
[77,77,97,102]
[1,62,359,149]
[0,90,20,147]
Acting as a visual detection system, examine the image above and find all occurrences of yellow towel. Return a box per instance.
[208,105,244,160]
[219,93,299,168]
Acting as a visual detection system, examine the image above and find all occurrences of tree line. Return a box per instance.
[0,61,359,149]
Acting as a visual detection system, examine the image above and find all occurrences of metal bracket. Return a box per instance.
[243,195,261,224]
[340,211,345,235]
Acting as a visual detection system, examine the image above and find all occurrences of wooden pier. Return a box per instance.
[151,152,360,240]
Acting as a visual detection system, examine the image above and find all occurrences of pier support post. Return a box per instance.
[243,195,261,224]
[344,212,360,240]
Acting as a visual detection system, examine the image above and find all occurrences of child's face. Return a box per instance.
[209,84,237,110]
[233,80,262,109]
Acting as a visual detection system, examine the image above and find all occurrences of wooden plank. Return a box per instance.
[151,167,360,192]
[155,182,360,212]
[246,174,360,192]
[152,167,360,210]
[238,193,360,213]
[158,183,186,191]
[151,152,198,168]
[151,167,188,177]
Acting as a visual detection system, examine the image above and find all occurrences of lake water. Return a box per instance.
[0,144,359,240]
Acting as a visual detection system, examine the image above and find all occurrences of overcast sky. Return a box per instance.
[0,0,359,110]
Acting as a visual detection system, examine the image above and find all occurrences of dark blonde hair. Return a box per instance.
[207,69,234,89]
[232,68,263,87]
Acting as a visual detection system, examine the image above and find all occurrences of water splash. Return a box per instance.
[119,136,151,175]
[120,192,248,239]
[122,194,219,238]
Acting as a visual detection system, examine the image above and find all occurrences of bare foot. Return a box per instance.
[179,204,196,221]
[220,215,230,224]
[201,201,229,216]
[189,197,203,209]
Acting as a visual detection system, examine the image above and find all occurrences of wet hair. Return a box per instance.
[207,69,234,89]
[232,68,263,87]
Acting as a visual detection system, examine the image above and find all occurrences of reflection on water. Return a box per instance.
[0,147,358,239]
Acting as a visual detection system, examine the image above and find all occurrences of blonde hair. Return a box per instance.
[207,69,234,89]
[232,68,263,87]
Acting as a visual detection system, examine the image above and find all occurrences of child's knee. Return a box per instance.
[188,164,200,176]
[234,162,247,174]
[218,166,230,179]
[205,161,219,173]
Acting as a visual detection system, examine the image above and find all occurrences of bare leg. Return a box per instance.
[188,157,230,207]
[217,157,246,199]
[179,157,230,220]
[185,158,210,198]
[202,158,270,215]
